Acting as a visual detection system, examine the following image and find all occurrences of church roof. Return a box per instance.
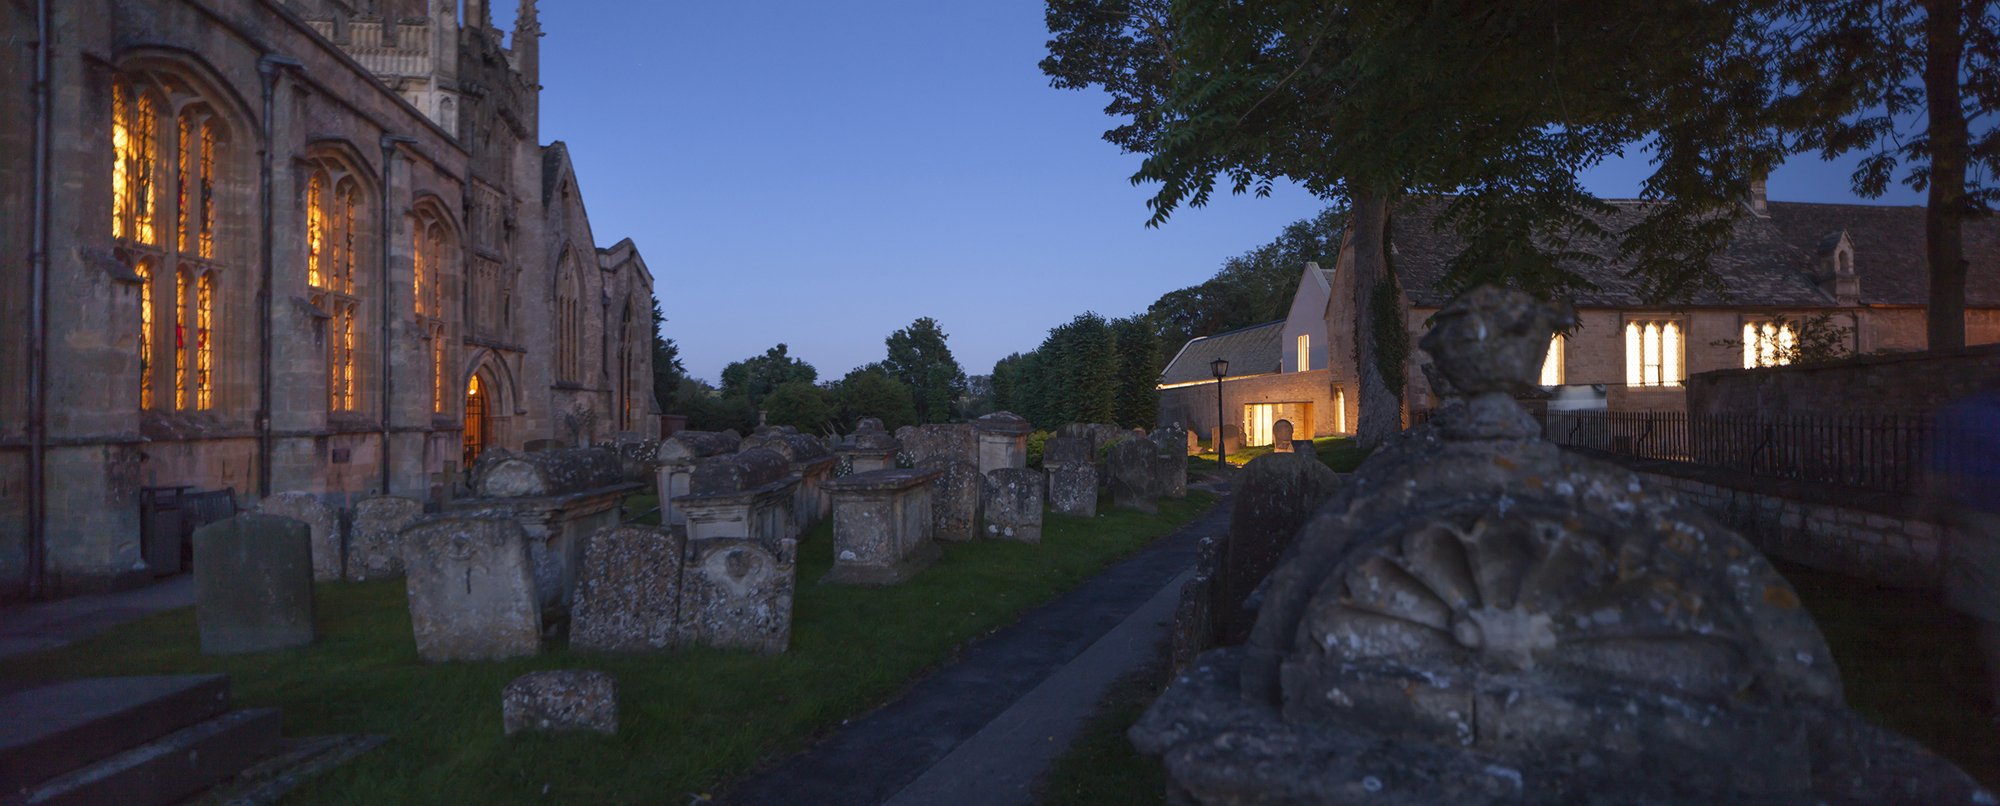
[1158,321,1286,386]
[1386,197,2000,309]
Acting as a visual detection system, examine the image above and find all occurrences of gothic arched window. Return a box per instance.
[554,253,581,384]
[304,154,372,414]
[116,66,240,412]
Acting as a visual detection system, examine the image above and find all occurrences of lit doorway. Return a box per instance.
[464,374,489,468]
[1244,402,1313,446]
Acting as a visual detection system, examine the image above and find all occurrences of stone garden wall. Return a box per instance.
[1687,342,2000,417]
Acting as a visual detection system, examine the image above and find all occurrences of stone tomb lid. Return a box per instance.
[821,467,942,492]
[476,447,624,498]
[658,430,743,463]
[685,449,795,497]
[973,411,1033,435]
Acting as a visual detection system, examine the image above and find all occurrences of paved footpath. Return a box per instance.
[725,490,1230,806]
[0,575,194,659]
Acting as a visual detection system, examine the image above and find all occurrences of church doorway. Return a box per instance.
[464,374,489,467]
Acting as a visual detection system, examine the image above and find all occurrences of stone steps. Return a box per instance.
[0,675,291,806]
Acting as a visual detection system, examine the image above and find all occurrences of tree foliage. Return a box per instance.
[992,313,1162,431]
[676,378,755,434]
[1044,0,1790,443]
[719,344,818,408]
[833,366,919,432]
[1751,0,2000,349]
[883,317,970,425]
[762,380,837,434]
[650,298,687,413]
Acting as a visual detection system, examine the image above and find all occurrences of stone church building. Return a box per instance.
[0,0,659,598]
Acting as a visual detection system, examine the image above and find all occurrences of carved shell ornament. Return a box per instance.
[1304,502,1754,698]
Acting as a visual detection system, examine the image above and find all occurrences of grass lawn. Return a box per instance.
[0,491,1218,805]
[1186,436,1371,476]
[1032,557,2000,803]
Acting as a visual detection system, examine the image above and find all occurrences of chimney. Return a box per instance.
[1748,177,1768,217]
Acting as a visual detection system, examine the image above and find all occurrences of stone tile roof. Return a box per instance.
[1159,321,1286,386]
[1762,201,2000,307]
[1389,199,1839,308]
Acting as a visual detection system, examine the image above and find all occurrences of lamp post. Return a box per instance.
[1210,357,1229,464]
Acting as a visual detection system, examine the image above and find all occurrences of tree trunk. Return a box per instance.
[1923,0,1972,350]
[1350,193,1402,446]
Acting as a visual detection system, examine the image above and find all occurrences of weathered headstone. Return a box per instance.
[256,491,342,582]
[344,495,423,581]
[980,467,1045,543]
[1213,423,1243,458]
[1132,286,1997,805]
[1041,436,1097,518]
[456,446,641,620]
[916,456,980,541]
[682,537,794,652]
[1107,436,1159,514]
[1270,419,1294,452]
[822,467,944,585]
[502,671,617,735]
[1153,440,1188,500]
[973,411,1034,475]
[1290,439,1316,457]
[1213,452,1340,645]
[570,525,686,653]
[194,513,315,654]
[1185,430,1201,456]
[400,517,541,662]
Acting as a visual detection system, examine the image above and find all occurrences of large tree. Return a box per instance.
[834,366,919,431]
[1046,0,1781,444]
[1110,315,1162,428]
[719,344,818,409]
[1767,0,2000,350]
[883,317,970,424]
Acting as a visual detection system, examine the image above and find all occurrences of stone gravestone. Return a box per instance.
[1185,430,1201,457]
[915,456,981,542]
[1213,452,1340,645]
[1041,436,1097,518]
[400,517,541,662]
[1270,419,1294,452]
[1131,286,1998,805]
[682,537,795,653]
[570,525,686,653]
[458,447,639,621]
[1107,436,1159,514]
[344,495,423,581]
[193,513,315,654]
[981,467,1045,543]
[1214,423,1243,458]
[821,467,944,585]
[1152,437,1188,500]
[502,671,617,735]
[256,491,342,582]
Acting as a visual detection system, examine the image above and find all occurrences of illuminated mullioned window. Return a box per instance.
[1624,320,1682,387]
[1742,321,1797,369]
[1540,334,1566,386]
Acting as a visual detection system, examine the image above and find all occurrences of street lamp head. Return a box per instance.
[1210,357,1229,378]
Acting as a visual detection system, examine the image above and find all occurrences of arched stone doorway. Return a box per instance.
[464,373,490,468]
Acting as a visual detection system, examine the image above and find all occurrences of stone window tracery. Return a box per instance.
[554,253,580,383]
[410,203,456,414]
[117,69,238,412]
[306,154,372,415]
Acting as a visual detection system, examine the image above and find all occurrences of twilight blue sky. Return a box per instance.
[526,2,1927,385]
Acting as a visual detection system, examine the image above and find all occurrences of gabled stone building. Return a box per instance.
[1323,188,2000,421]
[1155,264,1346,445]
[0,0,658,598]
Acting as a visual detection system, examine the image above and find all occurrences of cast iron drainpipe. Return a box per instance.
[380,134,418,496]
[27,0,51,598]
[257,55,303,502]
